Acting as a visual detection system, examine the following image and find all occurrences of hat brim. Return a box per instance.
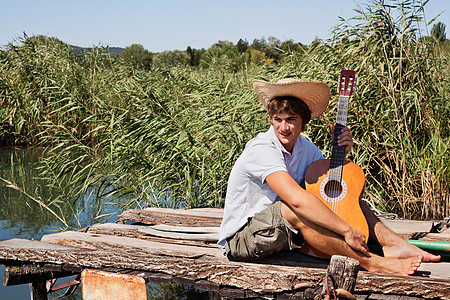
[252,79,330,119]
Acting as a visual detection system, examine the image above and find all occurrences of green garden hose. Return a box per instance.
[406,240,450,260]
[406,240,450,252]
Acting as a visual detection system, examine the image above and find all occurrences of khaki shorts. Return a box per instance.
[224,201,304,261]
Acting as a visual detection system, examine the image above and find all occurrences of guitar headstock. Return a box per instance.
[338,70,357,97]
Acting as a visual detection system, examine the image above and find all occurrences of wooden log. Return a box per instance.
[323,255,359,293]
[174,274,197,286]
[321,255,359,299]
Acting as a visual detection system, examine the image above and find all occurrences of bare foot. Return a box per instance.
[382,240,441,262]
[364,255,423,275]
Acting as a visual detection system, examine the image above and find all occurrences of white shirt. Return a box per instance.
[217,126,324,247]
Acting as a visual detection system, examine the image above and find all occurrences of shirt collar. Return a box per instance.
[267,125,304,157]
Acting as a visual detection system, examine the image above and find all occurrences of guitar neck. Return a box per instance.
[336,95,349,128]
[329,95,349,182]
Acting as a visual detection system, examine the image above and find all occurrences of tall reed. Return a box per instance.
[288,0,449,218]
[0,0,448,220]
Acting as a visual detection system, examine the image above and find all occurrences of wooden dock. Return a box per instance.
[0,208,449,299]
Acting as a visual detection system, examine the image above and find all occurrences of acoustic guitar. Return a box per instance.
[304,70,369,248]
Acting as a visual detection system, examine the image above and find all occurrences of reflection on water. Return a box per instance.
[0,148,125,299]
[0,148,212,299]
[0,148,127,237]
[0,148,61,299]
[0,148,61,240]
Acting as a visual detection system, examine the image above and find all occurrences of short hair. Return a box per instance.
[267,96,311,130]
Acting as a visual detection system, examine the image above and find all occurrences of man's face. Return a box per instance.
[270,113,303,153]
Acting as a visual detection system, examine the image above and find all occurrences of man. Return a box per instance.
[218,78,440,275]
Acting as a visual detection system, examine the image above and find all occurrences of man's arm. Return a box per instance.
[266,170,370,256]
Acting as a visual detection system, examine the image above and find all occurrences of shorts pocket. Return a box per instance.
[225,224,257,261]
[251,224,288,258]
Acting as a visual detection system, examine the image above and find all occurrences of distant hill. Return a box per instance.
[71,45,124,57]
[105,47,125,56]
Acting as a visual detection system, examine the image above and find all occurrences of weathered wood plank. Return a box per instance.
[383,219,437,232]
[0,239,80,251]
[86,223,217,247]
[0,232,449,299]
[41,232,450,299]
[4,265,74,286]
[150,224,220,233]
[119,208,222,227]
[0,233,325,294]
[137,226,218,241]
[41,231,221,258]
[194,279,220,292]
[142,207,224,218]
[1,211,450,299]
[356,272,450,299]
[383,220,450,241]
[119,208,450,242]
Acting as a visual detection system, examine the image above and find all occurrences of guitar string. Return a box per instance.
[330,94,349,214]
[329,73,354,214]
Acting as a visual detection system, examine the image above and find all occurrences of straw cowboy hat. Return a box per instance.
[252,78,330,119]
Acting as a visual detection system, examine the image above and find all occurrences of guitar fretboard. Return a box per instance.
[329,95,349,182]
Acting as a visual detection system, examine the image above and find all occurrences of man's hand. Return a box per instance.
[344,226,371,257]
[332,126,354,157]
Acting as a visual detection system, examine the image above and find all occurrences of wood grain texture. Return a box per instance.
[119,208,222,227]
[0,232,449,298]
[118,207,450,242]
[1,208,450,299]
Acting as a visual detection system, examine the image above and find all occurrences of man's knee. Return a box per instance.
[225,202,304,261]
[280,201,305,231]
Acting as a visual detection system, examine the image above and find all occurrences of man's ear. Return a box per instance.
[268,116,273,125]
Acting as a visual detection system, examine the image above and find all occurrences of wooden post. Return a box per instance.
[29,281,48,300]
[323,255,359,293]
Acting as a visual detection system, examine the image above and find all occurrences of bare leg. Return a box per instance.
[360,201,441,262]
[281,202,423,275]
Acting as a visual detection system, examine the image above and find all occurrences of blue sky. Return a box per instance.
[1,0,448,52]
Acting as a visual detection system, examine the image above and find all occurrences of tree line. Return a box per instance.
[120,22,448,70]
[119,36,309,71]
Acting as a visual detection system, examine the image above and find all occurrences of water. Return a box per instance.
[0,148,47,298]
[0,148,210,299]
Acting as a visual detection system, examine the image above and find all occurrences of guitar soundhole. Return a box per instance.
[324,180,343,198]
